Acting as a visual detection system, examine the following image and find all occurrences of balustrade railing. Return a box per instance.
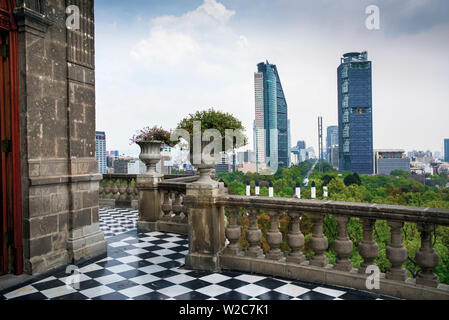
[99,174,138,208]
[214,195,449,300]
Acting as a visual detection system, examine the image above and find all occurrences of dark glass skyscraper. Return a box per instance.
[444,139,449,162]
[254,61,289,169]
[337,52,374,174]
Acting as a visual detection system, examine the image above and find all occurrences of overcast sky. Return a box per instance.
[95,0,449,157]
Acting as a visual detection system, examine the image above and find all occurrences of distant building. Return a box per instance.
[113,158,131,174]
[297,140,306,150]
[237,150,256,164]
[326,126,338,161]
[237,162,268,174]
[374,149,410,175]
[445,139,449,162]
[215,153,231,173]
[128,159,146,175]
[95,131,107,174]
[254,60,290,169]
[329,145,339,169]
[156,145,173,175]
[408,150,433,164]
[338,51,374,174]
[107,150,119,157]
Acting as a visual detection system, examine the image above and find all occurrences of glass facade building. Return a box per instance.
[255,61,289,169]
[445,139,449,162]
[95,131,107,174]
[337,52,374,174]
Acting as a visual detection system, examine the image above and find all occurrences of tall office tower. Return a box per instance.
[254,61,289,169]
[287,119,291,167]
[254,73,266,168]
[445,139,449,162]
[318,116,323,171]
[326,125,339,161]
[95,131,107,174]
[337,51,374,174]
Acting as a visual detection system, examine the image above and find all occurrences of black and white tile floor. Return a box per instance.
[99,207,139,239]
[0,208,395,300]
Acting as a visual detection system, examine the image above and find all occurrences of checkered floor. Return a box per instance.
[99,207,139,239]
[0,208,395,300]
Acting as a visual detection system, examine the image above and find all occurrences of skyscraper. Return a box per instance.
[326,125,338,163]
[95,131,107,174]
[337,52,374,174]
[254,60,290,169]
[445,139,449,162]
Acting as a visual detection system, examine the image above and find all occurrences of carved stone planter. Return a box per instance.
[137,140,162,176]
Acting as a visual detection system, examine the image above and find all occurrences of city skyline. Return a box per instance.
[95,0,449,157]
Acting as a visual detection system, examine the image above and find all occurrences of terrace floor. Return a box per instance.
[0,208,395,300]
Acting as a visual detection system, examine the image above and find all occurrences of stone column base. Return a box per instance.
[185,252,221,272]
[137,221,159,233]
[67,223,107,263]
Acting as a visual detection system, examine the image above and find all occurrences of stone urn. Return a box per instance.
[137,140,162,176]
[189,144,219,185]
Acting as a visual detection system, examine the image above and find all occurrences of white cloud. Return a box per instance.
[130,0,241,68]
[130,27,200,66]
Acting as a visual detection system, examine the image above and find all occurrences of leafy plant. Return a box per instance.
[177,108,247,153]
[130,126,174,146]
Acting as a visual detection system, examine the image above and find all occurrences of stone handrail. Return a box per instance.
[99,174,194,209]
[214,195,449,300]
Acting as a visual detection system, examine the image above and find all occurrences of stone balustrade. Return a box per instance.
[99,174,193,209]
[183,191,449,300]
[99,174,138,208]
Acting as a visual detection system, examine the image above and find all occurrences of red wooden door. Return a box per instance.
[0,0,22,276]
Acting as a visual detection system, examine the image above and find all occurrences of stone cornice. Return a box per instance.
[13,6,54,37]
[29,173,103,187]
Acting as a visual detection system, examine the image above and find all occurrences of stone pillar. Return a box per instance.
[309,212,329,267]
[358,218,379,274]
[415,223,439,287]
[333,216,353,271]
[136,174,163,232]
[15,0,107,274]
[184,183,225,271]
[386,221,408,281]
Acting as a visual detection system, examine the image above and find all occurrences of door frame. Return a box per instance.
[0,0,22,276]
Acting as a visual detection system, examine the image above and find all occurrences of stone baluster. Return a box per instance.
[119,179,127,201]
[161,190,173,220]
[112,180,119,200]
[172,192,184,223]
[358,219,379,274]
[104,180,112,199]
[181,197,188,223]
[126,178,133,201]
[99,181,104,198]
[415,223,439,287]
[386,221,408,281]
[266,210,283,260]
[333,216,353,271]
[132,179,138,200]
[287,210,306,264]
[309,212,329,267]
[224,207,241,255]
[245,208,263,258]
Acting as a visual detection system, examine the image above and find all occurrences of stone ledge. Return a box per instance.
[220,254,449,300]
[137,220,188,235]
[29,173,103,186]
